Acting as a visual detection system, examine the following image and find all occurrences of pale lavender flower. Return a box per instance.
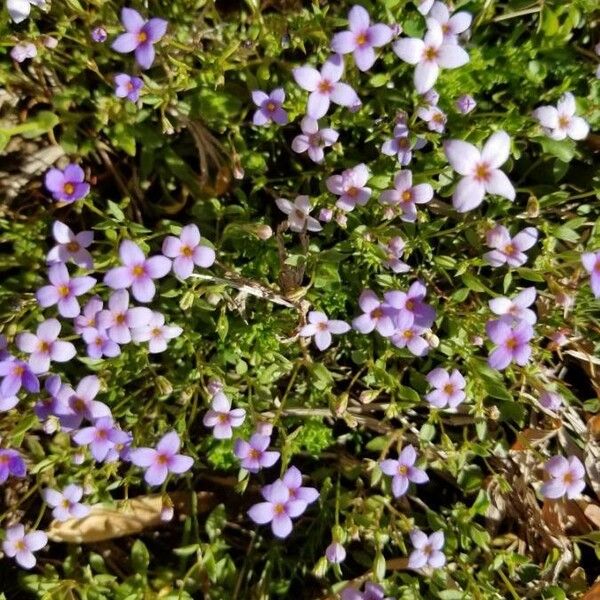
[379,170,433,222]
[247,479,306,538]
[202,391,246,439]
[255,421,274,437]
[486,319,534,370]
[380,237,410,273]
[408,530,445,569]
[42,36,58,49]
[36,264,96,318]
[114,73,144,102]
[352,290,394,336]
[423,88,439,105]
[444,131,515,212]
[73,417,128,462]
[44,163,90,203]
[111,7,167,70]
[455,94,476,114]
[105,430,133,463]
[132,311,182,353]
[278,466,319,504]
[82,327,121,359]
[10,42,36,62]
[0,449,26,483]
[428,2,472,42]
[0,390,18,412]
[74,296,103,334]
[47,221,94,269]
[291,116,338,163]
[532,93,589,141]
[129,431,193,486]
[581,251,600,298]
[299,311,350,350]
[417,0,434,15]
[42,484,89,521]
[55,375,111,430]
[389,312,429,356]
[16,319,76,374]
[540,391,563,412]
[380,445,428,497]
[91,26,107,42]
[417,104,447,133]
[251,89,288,126]
[2,524,47,570]
[162,224,216,280]
[393,20,469,93]
[381,122,426,165]
[426,368,466,408]
[104,240,171,303]
[7,0,45,23]
[326,163,371,212]
[234,434,279,473]
[276,196,322,233]
[319,208,333,222]
[293,54,360,119]
[483,224,538,268]
[541,455,585,499]
[96,290,152,344]
[326,542,346,563]
[489,287,537,324]
[0,357,39,396]
[330,5,392,71]
[384,281,436,328]
[33,375,66,422]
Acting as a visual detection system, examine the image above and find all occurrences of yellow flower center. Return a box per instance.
[181,245,193,257]
[66,241,80,252]
[424,46,438,61]
[58,284,70,298]
[443,383,454,395]
[132,265,145,277]
[356,32,368,46]
[474,163,490,182]
[402,190,412,202]
[318,80,333,94]
[266,101,276,112]
[138,31,148,43]
[63,182,75,195]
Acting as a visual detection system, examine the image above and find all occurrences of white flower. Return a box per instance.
[532,92,589,141]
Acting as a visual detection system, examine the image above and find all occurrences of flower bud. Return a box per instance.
[155,376,173,397]
[319,208,333,223]
[91,26,108,43]
[325,542,346,564]
[255,224,273,240]
[255,421,273,437]
[455,94,477,114]
[207,378,223,395]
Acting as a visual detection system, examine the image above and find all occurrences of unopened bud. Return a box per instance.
[155,375,173,397]
[325,542,346,564]
[255,224,273,240]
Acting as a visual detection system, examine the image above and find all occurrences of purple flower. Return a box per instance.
[384,281,436,329]
[330,5,392,71]
[43,484,90,521]
[444,131,515,212]
[202,391,246,439]
[393,20,469,94]
[389,312,429,356]
[352,290,394,336]
[251,89,288,126]
[82,327,121,359]
[278,466,319,504]
[34,374,66,422]
[275,196,322,233]
[91,26,107,42]
[2,524,47,570]
[7,0,44,24]
[0,449,26,483]
[234,434,279,473]
[540,391,563,412]
[10,42,36,62]
[44,163,90,203]
[111,7,167,70]
[380,237,410,273]
[293,54,360,119]
[36,264,96,318]
[455,94,476,114]
[408,530,445,569]
[162,224,215,280]
[131,310,182,353]
[541,455,585,499]
[16,319,76,374]
[0,390,18,412]
[326,542,346,563]
[486,319,534,370]
[291,116,338,163]
[73,417,128,462]
[97,290,153,345]
[380,445,428,497]
[425,368,466,409]
[74,296,103,334]
[56,375,111,430]
[247,479,306,538]
[532,93,589,141]
[417,104,447,133]
[381,122,426,166]
[428,2,472,42]
[130,431,193,486]
[299,311,350,350]
[379,170,433,222]
[581,251,600,298]
[483,224,538,268]
[104,240,171,303]
[0,357,39,397]
[417,0,434,15]
[47,221,94,269]
[489,287,537,324]
[114,73,144,102]
[326,163,371,212]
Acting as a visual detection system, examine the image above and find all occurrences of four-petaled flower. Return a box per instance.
[114,73,144,102]
[417,104,447,133]
[276,195,323,233]
[97,290,153,344]
[44,163,90,203]
[380,237,410,273]
[36,263,96,318]
[291,117,338,163]
[0,357,39,397]
[489,287,537,324]
[162,224,216,280]
[47,221,94,269]
[0,449,26,483]
[234,434,280,473]
[381,122,426,166]
[486,319,534,370]
[379,445,429,497]
[541,455,585,499]
[425,368,466,409]
[532,92,589,141]
[56,374,111,430]
[299,311,350,350]
[251,89,288,126]
[379,170,433,222]
[73,416,130,462]
[202,391,246,439]
[16,319,76,374]
[326,163,371,212]
[131,310,182,353]
[43,484,90,521]
[428,2,472,43]
[2,524,47,570]
[408,529,445,569]
[483,224,538,268]
[352,290,394,336]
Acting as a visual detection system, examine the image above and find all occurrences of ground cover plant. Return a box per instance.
[0,0,599,598]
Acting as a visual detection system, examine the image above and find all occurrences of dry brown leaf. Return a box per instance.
[583,580,600,600]
[542,499,591,535]
[582,502,600,529]
[511,428,558,451]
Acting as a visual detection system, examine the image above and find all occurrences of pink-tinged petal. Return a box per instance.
[429,1,449,23]
[568,456,585,478]
[168,454,193,474]
[38,318,61,341]
[484,250,507,267]
[449,370,466,389]
[104,266,134,290]
[135,42,155,69]
[42,488,62,507]
[193,245,215,268]
[37,285,59,307]
[408,466,429,483]
[251,90,268,106]
[514,287,537,308]
[532,105,558,129]
[368,24,392,46]
[292,66,321,92]
[331,31,356,54]
[452,177,485,212]
[354,46,376,71]
[291,134,310,153]
[352,314,375,334]
[488,347,512,370]
[437,43,469,68]
[121,7,144,32]
[212,391,231,412]
[15,550,36,569]
[426,390,447,408]
[326,175,344,195]
[381,139,399,156]
[444,140,480,175]
[428,550,446,568]
[212,422,232,439]
[119,240,145,266]
[375,315,394,337]
[591,272,600,298]
[144,463,168,486]
[63,164,85,183]
[410,529,428,549]
[418,0,434,14]
[131,277,156,303]
[424,19,444,46]
[486,224,510,247]
[111,32,139,53]
[271,513,293,538]
[566,479,586,499]
[489,297,512,315]
[485,169,515,201]
[545,456,569,477]
[126,306,153,328]
[129,447,157,467]
[352,163,369,187]
[412,183,433,204]
[408,549,428,570]
[429,530,445,550]
[328,320,350,334]
[408,336,429,356]
[71,276,96,296]
[348,4,370,31]
[50,341,76,362]
[28,353,50,374]
[481,130,511,168]
[541,478,567,499]
[399,445,416,466]
[145,255,171,278]
[314,330,332,351]
[45,169,65,193]
[391,475,409,497]
[380,459,399,476]
[157,431,181,455]
[321,53,344,82]
[393,38,424,64]
[299,324,317,337]
[179,224,200,247]
[568,117,589,140]
[448,11,471,33]
[261,451,280,468]
[307,92,330,119]
[70,503,90,519]
[162,236,182,258]
[426,367,449,388]
[276,198,294,215]
[512,227,538,251]
[173,256,194,279]
[512,343,531,366]
[321,128,338,145]
[52,220,73,243]
[287,499,308,518]
[557,92,575,117]
[48,263,69,286]
[248,502,274,524]
[144,18,167,42]
[58,296,80,318]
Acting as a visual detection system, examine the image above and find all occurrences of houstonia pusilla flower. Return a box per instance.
[326,542,346,564]
[540,391,563,412]
[489,287,537,324]
[91,26,107,42]
[581,251,600,298]
[251,89,288,126]
[532,92,589,141]
[291,116,338,163]
[456,94,476,114]
[299,311,350,350]
[326,163,371,212]
[425,368,466,409]
[42,484,90,521]
[277,466,319,504]
[417,0,434,15]
[111,7,167,70]
[247,479,307,538]
[74,296,103,334]
[47,221,94,269]
[0,357,39,396]
[2,524,47,569]
[393,20,469,94]
[104,240,171,302]
[0,449,26,483]
[380,237,410,273]
[7,0,45,23]
[381,122,426,166]
[276,196,322,233]
[330,5,392,72]
[56,374,111,430]
[379,170,433,222]
[389,312,430,356]
[162,224,216,280]
[82,327,121,359]
[486,319,534,370]
[352,290,394,336]
[132,311,182,353]
[541,455,585,499]
[483,224,538,268]
[428,2,472,42]
[384,281,436,329]
[44,163,90,203]
[36,263,96,318]
[97,290,152,344]
[379,445,428,497]
[72,417,129,462]
[16,319,76,374]
[202,391,246,439]
[341,582,390,600]
[130,431,193,486]
[444,131,515,212]
[10,42,37,62]
[234,434,280,473]
[114,73,144,102]
[293,54,360,119]
[417,104,447,133]
[408,530,446,569]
